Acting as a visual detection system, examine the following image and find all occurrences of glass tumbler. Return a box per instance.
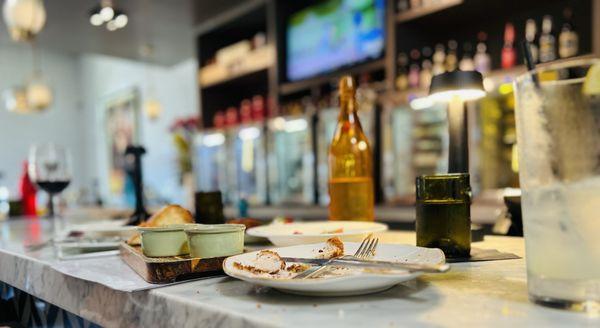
[514,58,600,311]
[416,173,471,259]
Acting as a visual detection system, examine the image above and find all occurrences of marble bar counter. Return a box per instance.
[0,217,596,327]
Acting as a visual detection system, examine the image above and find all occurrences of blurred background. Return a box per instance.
[0,0,598,228]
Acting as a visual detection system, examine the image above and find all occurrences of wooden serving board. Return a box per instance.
[119,243,226,284]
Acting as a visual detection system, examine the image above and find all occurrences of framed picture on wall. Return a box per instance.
[104,88,140,205]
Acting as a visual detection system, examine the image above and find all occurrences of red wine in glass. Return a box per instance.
[36,180,70,194]
[28,143,72,217]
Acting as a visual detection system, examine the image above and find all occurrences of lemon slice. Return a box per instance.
[583,61,600,95]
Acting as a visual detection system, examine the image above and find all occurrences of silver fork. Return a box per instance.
[294,234,379,279]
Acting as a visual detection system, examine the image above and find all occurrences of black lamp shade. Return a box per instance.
[429,70,485,102]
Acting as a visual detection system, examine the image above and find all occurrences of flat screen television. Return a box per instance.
[286,0,385,82]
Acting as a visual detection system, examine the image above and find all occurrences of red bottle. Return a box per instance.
[501,23,517,69]
[19,161,37,216]
[239,99,253,124]
[251,95,265,122]
[213,111,225,128]
[225,107,239,127]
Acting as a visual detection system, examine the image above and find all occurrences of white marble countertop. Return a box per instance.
[0,216,596,327]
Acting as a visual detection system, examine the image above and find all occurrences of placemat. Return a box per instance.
[447,247,521,263]
[51,255,219,292]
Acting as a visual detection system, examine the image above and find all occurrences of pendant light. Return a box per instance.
[25,41,52,111]
[2,41,53,113]
[2,0,46,42]
[25,71,52,111]
[89,0,128,31]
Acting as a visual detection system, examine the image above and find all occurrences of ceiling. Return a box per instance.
[0,0,247,66]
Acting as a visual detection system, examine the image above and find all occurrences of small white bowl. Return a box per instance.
[138,224,197,257]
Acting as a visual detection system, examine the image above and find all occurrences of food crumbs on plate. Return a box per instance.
[256,304,261,309]
[234,238,362,279]
[234,250,286,274]
[312,304,318,308]
[286,263,310,273]
[322,228,344,234]
[316,237,344,259]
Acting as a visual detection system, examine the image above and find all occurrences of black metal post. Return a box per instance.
[125,145,149,225]
[447,96,469,173]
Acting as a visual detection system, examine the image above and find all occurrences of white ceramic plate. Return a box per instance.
[65,219,137,239]
[55,238,122,251]
[246,221,388,246]
[223,242,446,296]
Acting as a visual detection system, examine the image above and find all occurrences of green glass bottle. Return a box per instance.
[416,173,471,258]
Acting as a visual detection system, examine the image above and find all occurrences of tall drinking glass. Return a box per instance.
[514,58,600,311]
[28,143,72,217]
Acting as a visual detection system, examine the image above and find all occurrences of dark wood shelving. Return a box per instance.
[200,68,269,128]
[279,59,386,96]
[390,52,596,104]
[199,64,272,89]
[396,0,463,24]
[192,0,600,205]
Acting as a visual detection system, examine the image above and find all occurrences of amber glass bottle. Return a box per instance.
[328,76,374,221]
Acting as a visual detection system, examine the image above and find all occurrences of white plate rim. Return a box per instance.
[246,221,389,238]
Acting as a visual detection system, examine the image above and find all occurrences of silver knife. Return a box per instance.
[282,257,450,273]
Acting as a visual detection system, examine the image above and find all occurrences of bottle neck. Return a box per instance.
[339,97,358,122]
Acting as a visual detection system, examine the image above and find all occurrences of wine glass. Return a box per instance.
[28,143,72,217]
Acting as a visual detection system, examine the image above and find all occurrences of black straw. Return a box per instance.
[520,40,540,87]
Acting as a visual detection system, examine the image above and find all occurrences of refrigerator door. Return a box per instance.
[193,130,231,203]
[232,123,267,205]
[267,116,315,205]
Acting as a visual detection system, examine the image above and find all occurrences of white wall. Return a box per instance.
[79,54,198,205]
[0,42,199,205]
[0,43,86,197]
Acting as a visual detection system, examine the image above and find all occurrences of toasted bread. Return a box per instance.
[146,204,194,226]
[316,237,344,259]
[126,204,195,245]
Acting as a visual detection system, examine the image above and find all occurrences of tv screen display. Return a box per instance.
[286,0,385,81]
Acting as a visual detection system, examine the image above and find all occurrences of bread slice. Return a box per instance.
[126,205,195,245]
[145,204,194,226]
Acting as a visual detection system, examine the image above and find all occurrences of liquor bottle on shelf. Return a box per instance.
[445,40,458,72]
[240,99,252,124]
[501,23,517,69]
[397,0,409,13]
[396,52,409,91]
[328,76,374,221]
[251,95,265,121]
[213,111,225,128]
[420,46,433,90]
[408,49,421,89]
[225,106,239,126]
[459,42,475,71]
[559,8,579,59]
[525,19,539,64]
[409,0,422,11]
[539,15,557,63]
[432,43,446,75]
[474,32,491,74]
